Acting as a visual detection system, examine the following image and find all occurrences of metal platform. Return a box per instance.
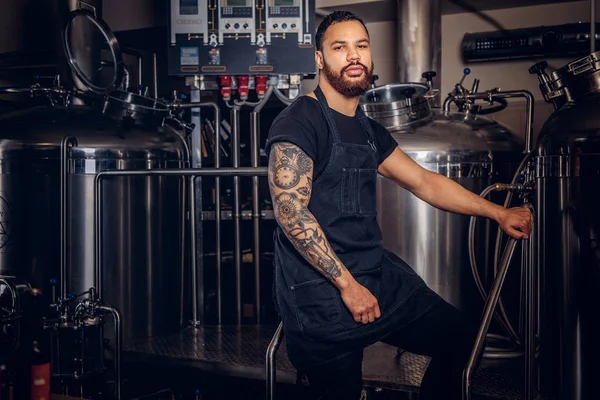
[122,325,532,399]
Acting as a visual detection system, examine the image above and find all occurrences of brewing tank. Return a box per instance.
[0,103,188,341]
[529,54,600,400]
[359,83,523,322]
[0,8,189,343]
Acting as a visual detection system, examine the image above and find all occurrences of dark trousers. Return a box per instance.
[302,299,478,400]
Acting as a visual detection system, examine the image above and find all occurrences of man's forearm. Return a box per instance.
[274,193,354,290]
[413,171,505,221]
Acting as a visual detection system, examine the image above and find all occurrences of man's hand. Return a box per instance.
[339,280,381,324]
[497,207,534,239]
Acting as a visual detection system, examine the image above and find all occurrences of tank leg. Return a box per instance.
[462,237,519,400]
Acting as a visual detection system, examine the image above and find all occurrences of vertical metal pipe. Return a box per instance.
[189,89,203,326]
[94,175,103,301]
[231,106,242,325]
[190,176,200,325]
[214,111,223,325]
[521,202,536,400]
[592,0,596,53]
[250,111,261,324]
[98,306,121,400]
[397,0,441,107]
[462,238,519,400]
[153,53,158,98]
[60,136,77,300]
[137,56,143,88]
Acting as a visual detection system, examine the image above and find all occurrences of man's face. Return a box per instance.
[316,20,374,98]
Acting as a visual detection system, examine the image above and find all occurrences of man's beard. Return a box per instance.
[322,60,374,98]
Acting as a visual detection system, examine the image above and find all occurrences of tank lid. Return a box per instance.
[62,7,124,95]
[359,83,430,112]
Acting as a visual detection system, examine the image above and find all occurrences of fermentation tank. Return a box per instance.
[0,9,188,342]
[359,79,526,323]
[529,54,600,400]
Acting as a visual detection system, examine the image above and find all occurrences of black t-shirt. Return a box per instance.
[265,96,397,179]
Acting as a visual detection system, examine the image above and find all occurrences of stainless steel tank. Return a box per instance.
[359,82,524,323]
[0,9,188,342]
[529,54,600,400]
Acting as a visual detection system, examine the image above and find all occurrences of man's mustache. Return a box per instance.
[341,62,369,74]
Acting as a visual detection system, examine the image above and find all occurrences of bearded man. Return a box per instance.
[265,10,533,400]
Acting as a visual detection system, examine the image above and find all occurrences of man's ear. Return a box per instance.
[315,51,324,70]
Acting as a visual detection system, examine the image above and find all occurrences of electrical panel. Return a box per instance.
[462,23,600,63]
[168,0,316,76]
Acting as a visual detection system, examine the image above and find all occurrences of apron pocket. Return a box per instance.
[291,279,341,331]
[340,168,358,214]
[358,168,377,215]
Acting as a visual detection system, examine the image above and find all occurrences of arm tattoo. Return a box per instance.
[269,142,345,281]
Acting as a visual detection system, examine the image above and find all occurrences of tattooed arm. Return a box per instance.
[268,141,381,324]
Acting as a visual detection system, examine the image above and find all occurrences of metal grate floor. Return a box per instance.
[123,325,534,400]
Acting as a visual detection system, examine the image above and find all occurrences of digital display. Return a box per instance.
[274,0,295,5]
[226,0,247,6]
[180,0,198,15]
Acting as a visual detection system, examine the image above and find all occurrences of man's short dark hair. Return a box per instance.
[315,11,369,52]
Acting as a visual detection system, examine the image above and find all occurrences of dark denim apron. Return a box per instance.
[272,86,442,371]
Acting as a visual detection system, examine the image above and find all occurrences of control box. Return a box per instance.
[168,0,316,76]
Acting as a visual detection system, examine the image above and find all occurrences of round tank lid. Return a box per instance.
[62,7,124,95]
[359,83,430,111]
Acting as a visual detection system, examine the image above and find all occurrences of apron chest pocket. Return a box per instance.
[341,168,377,215]
[291,279,341,331]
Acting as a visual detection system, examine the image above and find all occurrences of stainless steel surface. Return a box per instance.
[0,105,187,342]
[396,0,441,107]
[266,322,284,400]
[359,83,433,128]
[369,105,522,324]
[531,51,600,400]
[533,94,600,400]
[463,237,519,400]
[250,111,261,324]
[231,107,242,325]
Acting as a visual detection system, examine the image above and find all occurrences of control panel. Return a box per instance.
[168,0,316,76]
[170,0,209,46]
[266,0,308,44]
[218,0,256,45]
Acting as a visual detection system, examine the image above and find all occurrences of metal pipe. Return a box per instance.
[463,90,535,153]
[523,204,536,400]
[231,106,242,325]
[463,237,519,400]
[397,0,442,107]
[60,136,78,300]
[189,176,200,326]
[250,111,261,324]
[266,322,284,400]
[98,305,122,400]
[153,53,158,98]
[94,167,267,310]
[592,0,596,54]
